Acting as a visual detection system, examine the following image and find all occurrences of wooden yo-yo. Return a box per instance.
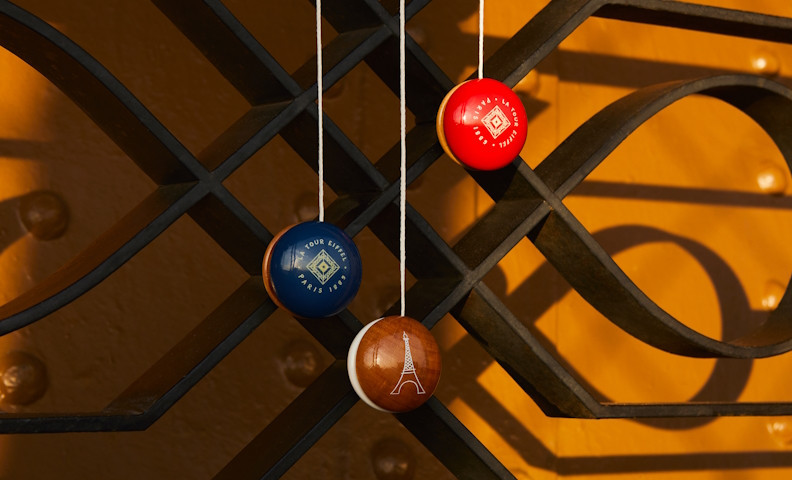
[347,316,441,412]
[436,78,528,171]
[262,221,362,318]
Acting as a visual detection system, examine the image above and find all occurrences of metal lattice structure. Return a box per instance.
[2,0,792,478]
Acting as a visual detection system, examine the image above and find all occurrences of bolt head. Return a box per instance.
[18,191,69,240]
[0,351,48,406]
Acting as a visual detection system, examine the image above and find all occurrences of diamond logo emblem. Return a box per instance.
[481,105,511,139]
[306,249,340,285]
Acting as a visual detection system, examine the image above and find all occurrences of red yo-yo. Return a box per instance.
[436,78,528,171]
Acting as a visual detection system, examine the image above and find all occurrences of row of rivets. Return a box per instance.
[1,192,62,409]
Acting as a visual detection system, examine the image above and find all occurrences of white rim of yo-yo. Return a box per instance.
[347,318,395,413]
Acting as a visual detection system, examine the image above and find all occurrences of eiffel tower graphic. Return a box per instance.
[390,331,426,395]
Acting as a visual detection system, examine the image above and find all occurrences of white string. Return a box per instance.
[317,0,325,222]
[399,0,407,317]
[478,0,484,79]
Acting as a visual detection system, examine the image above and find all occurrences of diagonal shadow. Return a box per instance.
[444,221,792,474]
[574,180,792,209]
[0,195,26,258]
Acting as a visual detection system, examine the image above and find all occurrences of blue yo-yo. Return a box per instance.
[262,221,362,318]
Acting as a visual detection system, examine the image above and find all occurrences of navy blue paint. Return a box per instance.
[267,222,362,318]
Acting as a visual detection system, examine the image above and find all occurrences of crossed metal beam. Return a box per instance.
[2,0,792,478]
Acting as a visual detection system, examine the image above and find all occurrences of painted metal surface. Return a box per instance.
[1,0,792,478]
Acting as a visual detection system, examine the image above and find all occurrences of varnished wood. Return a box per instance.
[351,316,441,413]
[261,225,291,314]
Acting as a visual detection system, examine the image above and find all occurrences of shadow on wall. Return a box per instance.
[0,196,26,257]
[446,223,787,475]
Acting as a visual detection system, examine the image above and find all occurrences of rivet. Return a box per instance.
[517,69,540,97]
[761,280,786,311]
[292,191,319,223]
[0,351,48,406]
[751,51,781,77]
[324,81,345,100]
[375,286,401,318]
[768,418,792,446]
[407,175,423,191]
[407,25,428,48]
[756,164,787,195]
[18,190,69,240]
[280,339,322,387]
[371,437,415,480]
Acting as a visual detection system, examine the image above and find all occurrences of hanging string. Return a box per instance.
[478,0,484,79]
[399,0,407,317]
[317,0,325,222]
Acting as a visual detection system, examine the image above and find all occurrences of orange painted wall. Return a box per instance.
[1,0,792,478]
